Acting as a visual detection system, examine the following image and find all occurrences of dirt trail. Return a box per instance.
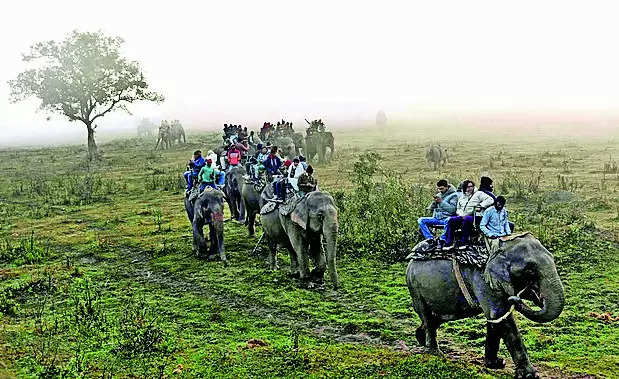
[105,247,594,379]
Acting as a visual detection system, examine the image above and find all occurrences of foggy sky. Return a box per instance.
[2,1,619,145]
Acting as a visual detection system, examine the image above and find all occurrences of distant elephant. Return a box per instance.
[259,186,339,289]
[184,188,226,262]
[168,120,186,146]
[376,110,387,126]
[155,121,171,149]
[305,131,335,164]
[406,234,564,378]
[223,165,246,222]
[425,144,448,170]
[137,118,156,138]
[292,132,305,156]
[272,136,296,159]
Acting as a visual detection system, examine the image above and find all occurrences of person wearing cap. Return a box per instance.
[198,158,217,192]
[288,157,305,191]
[298,165,317,196]
[184,150,205,194]
[227,143,242,167]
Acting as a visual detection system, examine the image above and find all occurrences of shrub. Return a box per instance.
[335,153,427,263]
[0,232,51,265]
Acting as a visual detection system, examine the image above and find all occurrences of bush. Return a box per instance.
[0,232,51,265]
[335,153,427,263]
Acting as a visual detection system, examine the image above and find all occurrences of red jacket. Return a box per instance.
[227,148,241,165]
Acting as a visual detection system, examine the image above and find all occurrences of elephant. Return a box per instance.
[406,234,564,378]
[168,120,186,146]
[425,144,448,170]
[137,118,156,138]
[292,132,305,156]
[155,120,171,149]
[184,188,226,262]
[376,110,387,126]
[223,165,246,222]
[272,136,296,159]
[259,186,339,289]
[241,178,266,236]
[305,131,335,164]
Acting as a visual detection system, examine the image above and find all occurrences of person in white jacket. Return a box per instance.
[287,157,305,191]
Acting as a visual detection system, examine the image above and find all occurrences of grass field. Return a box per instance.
[0,122,617,377]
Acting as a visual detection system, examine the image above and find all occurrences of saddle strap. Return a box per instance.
[452,257,478,309]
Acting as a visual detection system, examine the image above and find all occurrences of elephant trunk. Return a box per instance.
[212,210,226,262]
[322,211,339,289]
[517,273,564,323]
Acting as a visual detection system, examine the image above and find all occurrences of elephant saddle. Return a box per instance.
[406,240,490,268]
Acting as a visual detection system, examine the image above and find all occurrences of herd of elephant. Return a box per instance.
[182,156,564,378]
[184,164,339,288]
[155,120,186,150]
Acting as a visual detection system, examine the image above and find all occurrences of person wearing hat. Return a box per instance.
[198,158,217,192]
[184,150,205,194]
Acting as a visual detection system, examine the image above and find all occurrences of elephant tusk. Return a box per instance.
[487,285,528,324]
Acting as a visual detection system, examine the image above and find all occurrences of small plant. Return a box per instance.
[0,231,51,265]
[152,208,163,233]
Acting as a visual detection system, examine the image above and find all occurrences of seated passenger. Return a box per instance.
[440,180,477,250]
[459,176,496,239]
[288,157,305,191]
[184,150,205,194]
[227,144,242,168]
[298,165,317,196]
[480,196,511,253]
[198,159,217,192]
[417,179,458,248]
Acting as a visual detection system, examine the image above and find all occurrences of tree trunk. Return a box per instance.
[86,122,98,161]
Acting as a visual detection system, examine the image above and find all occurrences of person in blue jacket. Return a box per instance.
[184,150,205,194]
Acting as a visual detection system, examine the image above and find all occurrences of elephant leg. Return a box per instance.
[247,211,256,236]
[415,324,426,346]
[309,238,325,283]
[207,223,218,260]
[267,239,279,270]
[286,242,299,277]
[423,315,441,353]
[287,226,309,281]
[501,315,537,378]
[192,216,206,257]
[485,322,506,369]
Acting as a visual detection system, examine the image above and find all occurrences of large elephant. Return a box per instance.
[184,188,226,262]
[305,131,335,163]
[223,165,246,222]
[406,234,564,378]
[272,136,296,159]
[259,186,339,289]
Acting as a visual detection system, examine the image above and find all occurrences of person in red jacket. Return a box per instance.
[227,144,242,167]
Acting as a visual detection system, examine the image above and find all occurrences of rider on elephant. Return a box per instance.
[288,157,305,191]
[297,165,317,196]
[227,144,242,168]
[198,159,217,192]
[417,179,458,249]
[299,155,308,170]
[184,150,205,194]
[480,195,512,253]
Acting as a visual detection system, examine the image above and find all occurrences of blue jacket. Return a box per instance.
[191,156,206,175]
[262,155,282,175]
[429,185,459,221]
[480,207,511,237]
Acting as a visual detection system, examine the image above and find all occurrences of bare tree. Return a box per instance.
[8,30,164,160]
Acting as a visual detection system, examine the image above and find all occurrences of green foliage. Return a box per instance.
[498,169,543,199]
[336,153,426,262]
[0,232,50,265]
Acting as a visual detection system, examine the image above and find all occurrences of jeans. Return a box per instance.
[443,215,475,245]
[418,217,448,239]
[200,182,216,192]
[184,171,195,191]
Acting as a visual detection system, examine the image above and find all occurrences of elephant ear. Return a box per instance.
[483,251,512,294]
[290,198,309,230]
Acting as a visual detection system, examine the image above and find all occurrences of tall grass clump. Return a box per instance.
[0,232,51,265]
[334,153,427,262]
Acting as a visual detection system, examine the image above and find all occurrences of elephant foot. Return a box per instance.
[422,346,443,356]
[207,254,218,261]
[484,357,506,370]
[415,326,426,346]
[309,269,325,283]
[515,366,539,379]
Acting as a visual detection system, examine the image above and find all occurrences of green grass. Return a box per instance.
[0,125,617,377]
